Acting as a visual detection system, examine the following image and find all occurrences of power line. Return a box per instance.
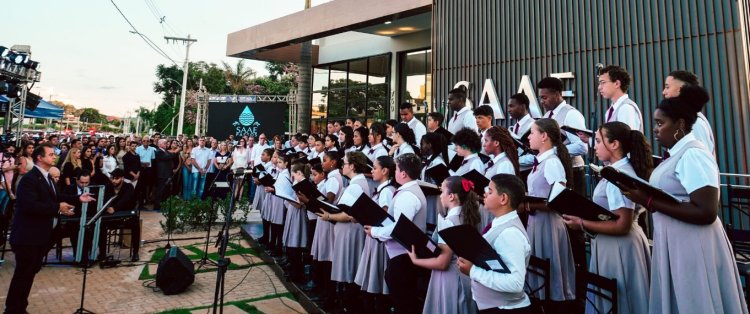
[109,0,178,65]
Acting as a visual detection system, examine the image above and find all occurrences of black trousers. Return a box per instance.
[5,244,47,314]
[97,214,141,260]
[385,254,424,314]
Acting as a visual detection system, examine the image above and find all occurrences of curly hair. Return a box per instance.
[485,126,520,176]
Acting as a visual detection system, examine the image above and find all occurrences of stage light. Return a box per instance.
[24,60,39,70]
[4,84,20,98]
[0,46,7,58]
[6,51,27,65]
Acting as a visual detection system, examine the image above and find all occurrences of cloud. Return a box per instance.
[99,86,116,90]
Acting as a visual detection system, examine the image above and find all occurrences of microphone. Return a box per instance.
[595,63,604,70]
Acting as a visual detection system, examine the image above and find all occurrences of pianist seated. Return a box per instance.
[97,168,140,261]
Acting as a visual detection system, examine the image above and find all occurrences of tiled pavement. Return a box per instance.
[0,209,308,313]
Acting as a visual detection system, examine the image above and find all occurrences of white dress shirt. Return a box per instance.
[370,181,421,240]
[546,101,588,167]
[668,133,719,192]
[528,149,567,197]
[436,206,461,244]
[605,94,642,132]
[375,181,395,208]
[692,113,716,157]
[511,114,533,137]
[602,158,637,211]
[448,106,479,134]
[450,153,486,176]
[484,152,515,177]
[469,210,532,309]
[394,143,416,158]
[366,143,388,162]
[406,118,427,145]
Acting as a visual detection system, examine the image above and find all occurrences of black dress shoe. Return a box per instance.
[131,254,140,262]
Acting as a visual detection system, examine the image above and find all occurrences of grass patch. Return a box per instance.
[155,293,294,314]
[138,242,263,280]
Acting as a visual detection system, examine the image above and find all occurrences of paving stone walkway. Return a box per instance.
[0,210,308,313]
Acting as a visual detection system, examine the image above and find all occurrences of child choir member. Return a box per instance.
[365,153,429,314]
[522,118,577,310]
[409,176,480,314]
[356,156,397,314]
[561,121,652,313]
[457,174,533,313]
[620,86,748,313]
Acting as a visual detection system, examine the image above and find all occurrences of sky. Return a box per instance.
[3,0,331,117]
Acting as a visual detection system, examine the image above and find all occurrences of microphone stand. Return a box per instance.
[588,63,604,197]
[159,166,181,250]
[195,166,227,270]
[211,170,244,313]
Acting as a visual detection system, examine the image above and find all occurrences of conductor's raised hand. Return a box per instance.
[58,202,75,216]
[79,193,96,203]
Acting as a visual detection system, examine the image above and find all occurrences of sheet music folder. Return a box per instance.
[546,182,618,221]
[424,163,450,185]
[391,215,441,258]
[561,125,594,137]
[595,164,680,204]
[438,224,510,273]
[461,170,490,195]
[85,196,118,227]
[340,193,394,227]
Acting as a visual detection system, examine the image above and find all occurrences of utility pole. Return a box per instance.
[165,35,197,137]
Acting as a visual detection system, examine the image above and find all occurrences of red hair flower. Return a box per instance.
[461,179,474,193]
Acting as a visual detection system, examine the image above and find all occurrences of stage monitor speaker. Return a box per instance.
[155,246,195,295]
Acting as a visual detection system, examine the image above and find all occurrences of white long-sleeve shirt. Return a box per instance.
[469,211,531,309]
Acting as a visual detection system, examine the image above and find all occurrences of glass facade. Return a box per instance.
[399,49,432,122]
[310,54,391,134]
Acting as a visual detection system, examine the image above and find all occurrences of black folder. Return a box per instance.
[599,166,680,204]
[448,155,464,172]
[438,224,510,273]
[340,193,394,227]
[424,163,450,185]
[511,129,531,154]
[293,179,325,200]
[391,215,441,258]
[561,125,594,137]
[258,173,276,186]
[462,169,490,195]
[546,182,618,221]
[418,181,442,196]
[313,198,343,214]
[251,164,266,178]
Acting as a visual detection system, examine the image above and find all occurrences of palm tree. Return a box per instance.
[222,60,256,94]
[296,0,313,133]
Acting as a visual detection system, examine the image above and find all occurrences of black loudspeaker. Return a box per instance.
[155,246,195,295]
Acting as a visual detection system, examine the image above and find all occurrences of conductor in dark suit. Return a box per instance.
[5,143,95,314]
[153,139,176,210]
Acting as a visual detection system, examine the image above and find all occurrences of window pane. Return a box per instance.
[349,59,367,88]
[312,92,327,119]
[326,89,347,119]
[348,86,367,118]
[367,83,388,122]
[330,62,347,85]
[313,67,329,92]
[369,55,389,85]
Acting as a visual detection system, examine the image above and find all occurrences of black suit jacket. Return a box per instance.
[154,149,175,179]
[105,182,136,213]
[10,166,78,246]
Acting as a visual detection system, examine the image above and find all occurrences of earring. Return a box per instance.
[673,128,685,141]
